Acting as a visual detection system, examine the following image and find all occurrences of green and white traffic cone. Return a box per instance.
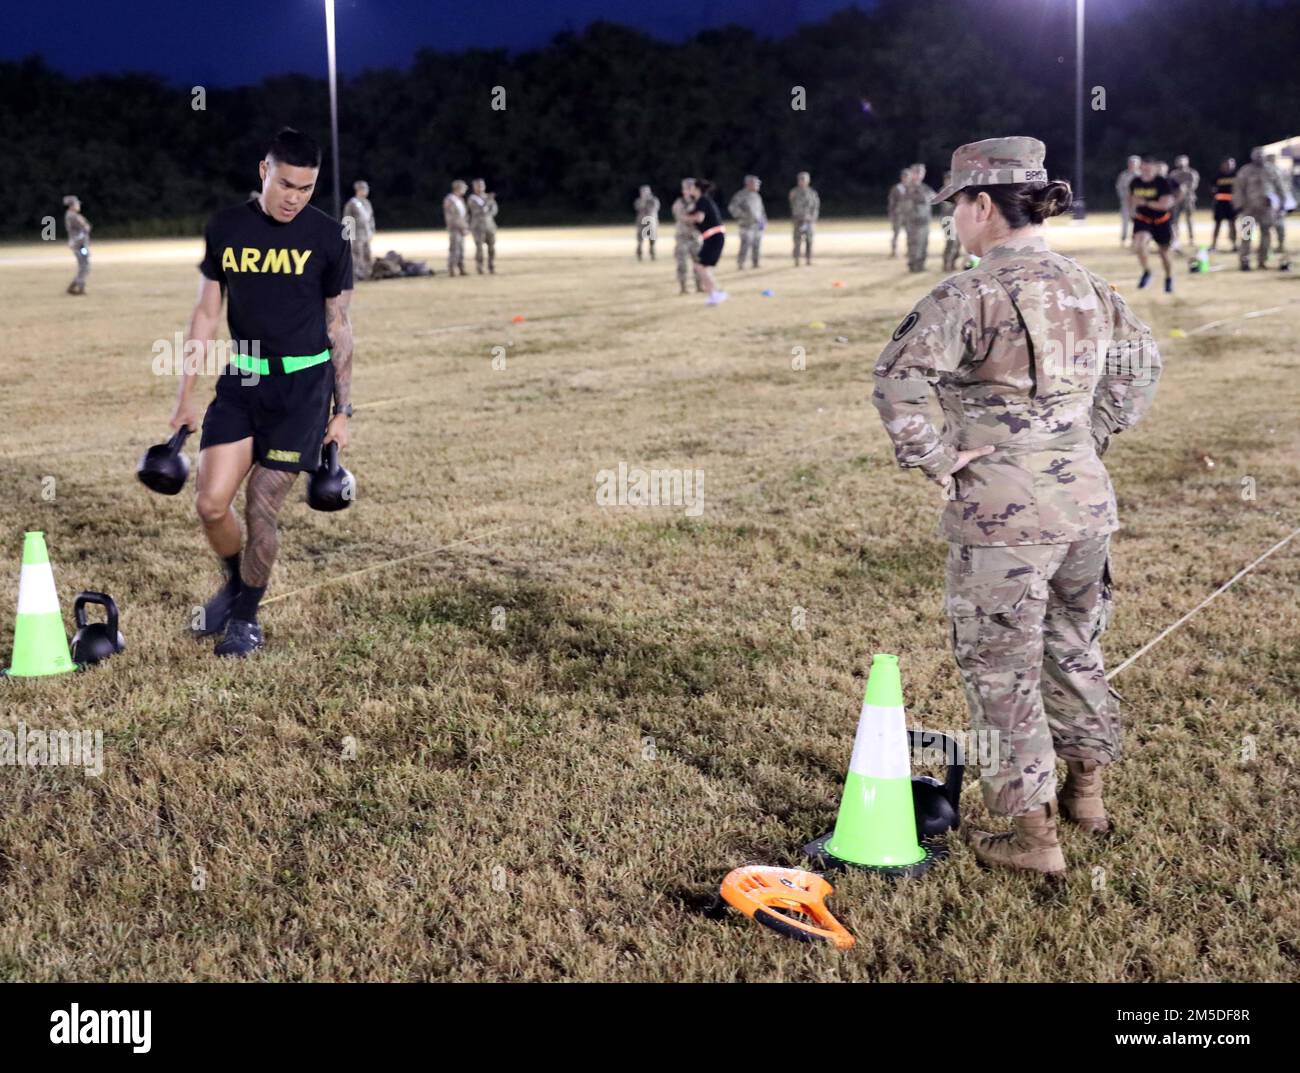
[3,532,76,678]
[803,653,942,877]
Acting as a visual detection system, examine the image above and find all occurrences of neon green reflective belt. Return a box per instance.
[232,350,331,375]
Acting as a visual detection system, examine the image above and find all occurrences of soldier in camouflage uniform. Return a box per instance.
[634,185,660,261]
[901,163,936,272]
[1264,154,1291,269]
[1168,156,1199,246]
[1233,147,1288,271]
[789,171,820,265]
[938,171,963,271]
[887,168,910,257]
[62,195,91,295]
[443,180,470,276]
[342,180,376,281]
[728,175,767,269]
[872,137,1162,877]
[468,178,499,274]
[1115,156,1141,246]
[672,178,704,295]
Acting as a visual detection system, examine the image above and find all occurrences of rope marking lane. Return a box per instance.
[1106,523,1300,681]
[262,524,522,606]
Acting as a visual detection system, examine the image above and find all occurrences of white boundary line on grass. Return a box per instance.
[262,525,520,606]
[1107,523,1300,680]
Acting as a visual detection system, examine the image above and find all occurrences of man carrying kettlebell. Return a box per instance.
[168,127,354,657]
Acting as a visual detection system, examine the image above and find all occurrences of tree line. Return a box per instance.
[1,0,1295,238]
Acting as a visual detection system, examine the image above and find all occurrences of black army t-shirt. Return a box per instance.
[693,195,722,231]
[1128,175,1174,223]
[200,199,353,359]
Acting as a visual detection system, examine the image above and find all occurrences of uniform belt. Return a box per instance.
[700,225,725,239]
[1137,211,1171,225]
[231,350,331,376]
[1214,193,1233,201]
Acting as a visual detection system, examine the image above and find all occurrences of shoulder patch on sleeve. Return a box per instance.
[891,311,920,341]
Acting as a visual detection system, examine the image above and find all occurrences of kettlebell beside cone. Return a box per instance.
[308,441,355,512]
[70,591,125,667]
[137,428,191,495]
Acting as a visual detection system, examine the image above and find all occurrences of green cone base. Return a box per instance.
[6,610,75,677]
[802,831,947,879]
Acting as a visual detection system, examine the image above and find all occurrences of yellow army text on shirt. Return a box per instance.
[872,235,1162,546]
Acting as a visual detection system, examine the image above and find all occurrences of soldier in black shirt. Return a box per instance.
[168,128,354,657]
[1211,157,1238,252]
[1129,158,1176,292]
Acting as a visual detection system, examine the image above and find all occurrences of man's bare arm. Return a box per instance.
[170,276,224,431]
[326,290,353,410]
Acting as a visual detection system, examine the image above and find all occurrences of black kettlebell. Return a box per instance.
[137,428,191,495]
[908,729,964,840]
[70,592,125,667]
[307,441,355,512]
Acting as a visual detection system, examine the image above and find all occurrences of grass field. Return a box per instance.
[1,215,1298,982]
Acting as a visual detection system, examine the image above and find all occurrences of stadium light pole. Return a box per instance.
[1072,0,1086,220]
[325,0,342,221]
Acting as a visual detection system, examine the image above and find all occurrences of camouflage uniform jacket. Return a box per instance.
[671,196,698,239]
[873,235,1162,546]
[65,210,91,248]
[467,192,498,233]
[887,182,906,220]
[727,188,766,228]
[443,193,469,233]
[901,182,935,221]
[1169,167,1199,207]
[1232,162,1287,210]
[789,185,820,222]
[343,196,376,240]
[634,194,661,223]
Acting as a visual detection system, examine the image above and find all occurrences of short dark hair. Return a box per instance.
[266,127,322,169]
[957,180,1073,228]
[1140,155,1157,164]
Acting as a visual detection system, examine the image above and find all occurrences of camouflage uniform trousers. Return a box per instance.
[946,536,1121,817]
[448,229,467,274]
[636,223,657,260]
[675,232,702,290]
[890,214,903,256]
[792,220,814,262]
[1238,205,1275,268]
[1171,202,1195,244]
[736,223,763,268]
[905,219,930,271]
[71,244,90,287]
[351,237,372,281]
[472,225,496,272]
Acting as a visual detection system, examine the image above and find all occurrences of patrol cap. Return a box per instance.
[933,136,1049,203]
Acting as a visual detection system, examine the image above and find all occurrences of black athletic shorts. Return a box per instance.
[697,234,724,267]
[1132,216,1173,247]
[1213,201,1237,222]
[200,361,335,472]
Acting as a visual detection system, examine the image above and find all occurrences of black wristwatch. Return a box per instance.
[333,403,353,418]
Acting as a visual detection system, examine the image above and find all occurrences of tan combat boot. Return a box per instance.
[1059,759,1110,835]
[969,800,1066,877]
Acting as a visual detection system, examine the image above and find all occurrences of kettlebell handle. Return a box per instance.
[74,591,119,636]
[321,440,339,470]
[907,729,964,811]
[167,427,192,454]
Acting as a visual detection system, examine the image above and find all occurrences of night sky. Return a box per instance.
[6,0,867,87]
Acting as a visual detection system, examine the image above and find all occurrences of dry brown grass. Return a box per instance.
[0,217,1297,981]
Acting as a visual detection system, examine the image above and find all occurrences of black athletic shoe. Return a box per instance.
[1164,276,1173,293]
[1138,270,1152,288]
[191,587,237,638]
[214,619,264,658]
